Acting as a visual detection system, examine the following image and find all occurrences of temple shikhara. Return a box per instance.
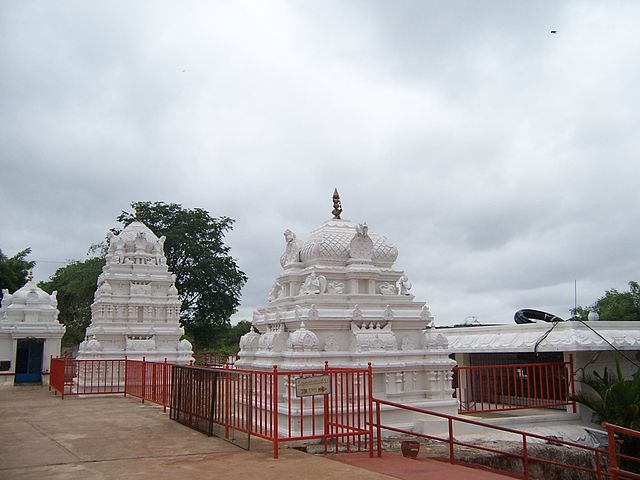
[77,218,193,363]
[237,191,457,425]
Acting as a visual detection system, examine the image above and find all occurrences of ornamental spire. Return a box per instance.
[27,269,33,282]
[332,188,342,219]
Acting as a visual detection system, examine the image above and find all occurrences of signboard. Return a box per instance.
[295,375,331,397]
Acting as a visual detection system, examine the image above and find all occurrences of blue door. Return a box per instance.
[15,339,44,383]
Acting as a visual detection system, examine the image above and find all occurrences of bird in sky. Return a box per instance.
[550,30,558,34]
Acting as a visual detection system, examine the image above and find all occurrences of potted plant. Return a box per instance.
[401,440,420,459]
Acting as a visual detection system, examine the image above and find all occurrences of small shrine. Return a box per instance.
[77,217,192,363]
[237,191,457,428]
[0,272,65,386]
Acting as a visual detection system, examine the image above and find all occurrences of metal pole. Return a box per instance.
[272,365,279,459]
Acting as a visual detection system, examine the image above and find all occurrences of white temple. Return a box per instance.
[77,219,192,363]
[237,191,457,428]
[0,273,65,386]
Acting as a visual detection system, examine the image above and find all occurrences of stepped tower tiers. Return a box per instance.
[237,192,457,428]
[77,219,193,363]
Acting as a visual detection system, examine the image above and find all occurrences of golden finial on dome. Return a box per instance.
[27,269,33,282]
[332,188,342,219]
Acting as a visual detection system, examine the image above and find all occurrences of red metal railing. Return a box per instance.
[454,357,576,414]
[49,358,126,397]
[49,357,173,410]
[604,423,640,480]
[125,358,174,412]
[170,362,374,458]
[49,357,66,397]
[373,397,611,479]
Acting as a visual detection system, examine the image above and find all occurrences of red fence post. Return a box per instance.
[141,356,146,404]
[569,354,576,413]
[272,365,279,459]
[367,363,374,458]
[448,418,455,464]
[606,425,619,480]
[124,356,128,397]
[324,362,330,455]
[522,433,529,480]
[163,358,168,413]
[376,400,382,457]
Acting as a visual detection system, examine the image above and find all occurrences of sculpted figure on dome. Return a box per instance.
[50,290,58,307]
[326,281,345,294]
[1,289,11,307]
[267,280,282,302]
[107,232,125,264]
[299,272,326,295]
[106,231,116,262]
[280,229,302,268]
[151,235,166,264]
[399,275,412,295]
[379,283,397,295]
[349,222,373,261]
[135,232,147,253]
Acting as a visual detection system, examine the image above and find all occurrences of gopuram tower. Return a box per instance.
[77,216,192,363]
[237,191,457,427]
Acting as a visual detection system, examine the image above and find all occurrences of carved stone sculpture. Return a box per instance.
[379,283,397,295]
[351,321,397,351]
[267,280,282,302]
[299,272,326,295]
[326,281,345,294]
[349,222,374,261]
[399,275,412,295]
[420,305,434,327]
[280,229,302,267]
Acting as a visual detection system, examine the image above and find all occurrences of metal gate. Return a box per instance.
[170,365,252,449]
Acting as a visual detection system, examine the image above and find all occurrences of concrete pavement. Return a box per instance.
[0,385,513,479]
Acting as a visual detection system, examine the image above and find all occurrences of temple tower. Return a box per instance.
[237,192,457,430]
[77,220,192,363]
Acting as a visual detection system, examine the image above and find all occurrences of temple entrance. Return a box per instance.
[15,338,44,383]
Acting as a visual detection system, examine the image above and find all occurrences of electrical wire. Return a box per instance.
[532,318,640,370]
[575,319,640,369]
[533,319,562,354]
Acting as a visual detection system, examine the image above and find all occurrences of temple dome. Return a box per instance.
[6,279,54,307]
[287,322,320,351]
[299,219,398,267]
[118,221,159,244]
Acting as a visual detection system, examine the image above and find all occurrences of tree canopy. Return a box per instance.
[595,281,640,321]
[117,202,247,349]
[0,248,35,299]
[39,257,105,346]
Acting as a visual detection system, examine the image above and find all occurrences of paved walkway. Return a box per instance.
[0,386,514,479]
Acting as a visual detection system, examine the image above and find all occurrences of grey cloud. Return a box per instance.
[1,1,639,326]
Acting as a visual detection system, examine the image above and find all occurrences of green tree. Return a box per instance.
[117,202,247,350]
[595,281,640,322]
[570,306,590,321]
[222,320,252,353]
[39,257,105,346]
[0,248,35,298]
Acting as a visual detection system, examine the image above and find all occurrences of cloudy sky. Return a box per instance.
[2,1,639,326]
